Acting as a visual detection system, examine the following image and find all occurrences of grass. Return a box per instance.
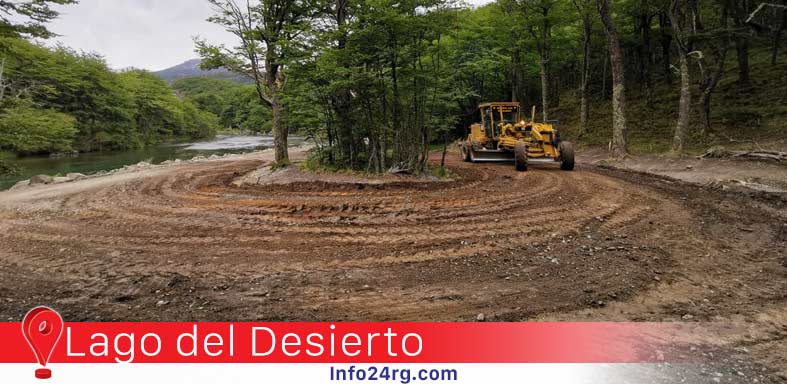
[428,165,454,179]
[554,44,787,156]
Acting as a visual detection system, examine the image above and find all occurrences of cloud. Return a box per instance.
[47,0,236,71]
[45,0,494,71]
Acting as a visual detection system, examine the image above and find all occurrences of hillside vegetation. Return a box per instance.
[0,38,218,157]
[171,77,272,133]
[557,45,787,154]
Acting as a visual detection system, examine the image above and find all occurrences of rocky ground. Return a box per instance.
[0,146,785,382]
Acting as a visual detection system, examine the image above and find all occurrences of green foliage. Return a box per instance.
[0,102,77,154]
[0,37,219,155]
[0,158,21,176]
[2,0,781,165]
[285,0,470,173]
[0,0,77,39]
[120,70,218,142]
[172,77,272,133]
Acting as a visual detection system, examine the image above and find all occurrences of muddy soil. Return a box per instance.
[0,147,785,380]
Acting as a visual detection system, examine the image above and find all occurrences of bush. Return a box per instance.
[0,104,77,154]
[0,158,21,176]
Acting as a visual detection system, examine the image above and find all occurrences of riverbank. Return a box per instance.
[0,135,304,190]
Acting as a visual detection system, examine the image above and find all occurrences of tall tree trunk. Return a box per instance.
[673,55,691,152]
[659,12,673,85]
[698,92,711,135]
[601,52,608,98]
[636,9,653,87]
[378,63,388,170]
[271,92,289,165]
[736,37,750,84]
[669,0,692,154]
[511,48,521,102]
[534,5,552,122]
[772,0,787,64]
[334,0,354,167]
[539,59,550,121]
[578,9,592,136]
[336,97,354,165]
[733,0,751,84]
[511,38,522,102]
[390,35,402,164]
[0,58,5,101]
[598,0,628,157]
[698,42,729,135]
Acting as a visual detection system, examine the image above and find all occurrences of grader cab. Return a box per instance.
[459,102,574,172]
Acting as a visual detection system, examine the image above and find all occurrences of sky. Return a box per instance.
[47,0,238,71]
[45,0,492,72]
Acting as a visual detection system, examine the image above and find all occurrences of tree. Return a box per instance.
[0,0,77,39]
[597,0,627,157]
[173,77,271,133]
[573,0,593,136]
[198,0,316,167]
[771,2,787,64]
[0,101,77,154]
[746,2,787,64]
[668,0,692,153]
[730,0,752,85]
[285,0,461,173]
[695,2,731,135]
[515,0,559,122]
[0,37,217,155]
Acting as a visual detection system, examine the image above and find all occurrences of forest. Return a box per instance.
[1,0,786,176]
[0,40,218,157]
[0,0,219,167]
[172,77,273,133]
[199,0,787,172]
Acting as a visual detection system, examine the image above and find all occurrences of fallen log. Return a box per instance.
[699,146,787,161]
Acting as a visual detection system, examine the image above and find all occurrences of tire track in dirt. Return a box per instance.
[0,150,783,332]
[0,151,679,323]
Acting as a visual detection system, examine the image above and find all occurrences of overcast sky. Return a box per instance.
[47,0,241,71]
[46,0,491,72]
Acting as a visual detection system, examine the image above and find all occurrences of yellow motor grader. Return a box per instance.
[459,102,574,172]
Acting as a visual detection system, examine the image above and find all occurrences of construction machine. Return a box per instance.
[459,102,574,172]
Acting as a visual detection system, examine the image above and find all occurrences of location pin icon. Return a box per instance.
[22,307,64,380]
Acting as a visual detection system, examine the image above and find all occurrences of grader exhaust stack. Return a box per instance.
[459,102,575,172]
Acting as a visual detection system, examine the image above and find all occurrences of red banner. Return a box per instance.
[0,322,708,364]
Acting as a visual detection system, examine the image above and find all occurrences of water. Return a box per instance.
[0,135,304,191]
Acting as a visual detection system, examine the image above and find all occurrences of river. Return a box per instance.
[0,135,304,191]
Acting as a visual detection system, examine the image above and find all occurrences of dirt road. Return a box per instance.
[0,147,785,378]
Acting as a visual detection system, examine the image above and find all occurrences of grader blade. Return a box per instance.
[470,149,515,162]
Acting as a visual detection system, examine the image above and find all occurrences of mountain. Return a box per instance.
[153,59,249,83]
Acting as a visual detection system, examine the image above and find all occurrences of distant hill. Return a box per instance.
[153,59,250,83]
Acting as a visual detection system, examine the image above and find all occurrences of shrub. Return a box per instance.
[0,104,77,155]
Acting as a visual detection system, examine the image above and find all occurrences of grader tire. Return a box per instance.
[559,141,575,171]
[515,142,528,172]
